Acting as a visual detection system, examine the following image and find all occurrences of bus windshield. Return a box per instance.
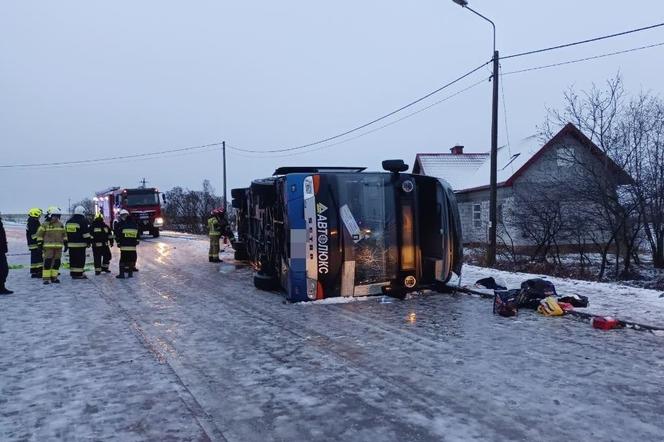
[125,192,159,206]
[334,174,398,285]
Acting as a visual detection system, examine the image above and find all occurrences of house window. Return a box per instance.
[473,204,482,228]
[557,146,575,167]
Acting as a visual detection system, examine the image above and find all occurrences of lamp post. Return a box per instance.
[451,0,498,267]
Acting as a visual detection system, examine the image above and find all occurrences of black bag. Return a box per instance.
[476,277,507,291]
[516,278,557,309]
[493,289,520,317]
[557,294,589,308]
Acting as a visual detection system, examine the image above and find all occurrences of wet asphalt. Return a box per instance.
[1,226,664,441]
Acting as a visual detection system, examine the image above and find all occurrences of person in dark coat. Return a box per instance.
[113,209,139,279]
[91,213,114,275]
[65,205,93,279]
[26,208,43,278]
[0,211,13,294]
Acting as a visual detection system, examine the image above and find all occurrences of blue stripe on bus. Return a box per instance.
[285,174,308,302]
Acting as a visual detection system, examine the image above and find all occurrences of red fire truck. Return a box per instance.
[94,186,165,238]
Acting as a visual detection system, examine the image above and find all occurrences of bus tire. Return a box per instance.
[253,273,278,291]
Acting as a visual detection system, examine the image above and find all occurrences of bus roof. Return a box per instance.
[273,166,366,175]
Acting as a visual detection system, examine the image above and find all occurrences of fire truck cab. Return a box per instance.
[94,186,165,238]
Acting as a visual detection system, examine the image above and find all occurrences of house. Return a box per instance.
[413,123,632,247]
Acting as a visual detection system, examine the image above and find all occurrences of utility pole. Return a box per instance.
[222,141,227,210]
[488,50,499,267]
[452,0,498,267]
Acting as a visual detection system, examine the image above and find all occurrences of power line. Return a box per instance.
[502,21,664,60]
[228,76,490,159]
[0,142,224,169]
[228,61,490,154]
[502,41,664,76]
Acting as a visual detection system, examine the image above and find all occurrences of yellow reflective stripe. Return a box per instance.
[31,234,38,239]
[69,267,85,272]
[122,229,138,238]
[66,224,79,232]
[28,245,39,250]
[93,228,102,232]
[68,243,87,248]
[30,263,43,269]
[94,242,105,247]
[43,243,64,248]
[120,246,137,251]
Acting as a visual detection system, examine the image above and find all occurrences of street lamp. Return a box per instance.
[451,0,499,267]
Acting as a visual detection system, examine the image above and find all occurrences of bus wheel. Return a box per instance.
[253,273,278,291]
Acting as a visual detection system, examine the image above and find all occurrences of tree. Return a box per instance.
[162,180,224,234]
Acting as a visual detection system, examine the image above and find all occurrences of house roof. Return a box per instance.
[413,123,633,193]
[412,152,489,190]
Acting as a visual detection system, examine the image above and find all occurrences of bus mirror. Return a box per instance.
[382,159,408,173]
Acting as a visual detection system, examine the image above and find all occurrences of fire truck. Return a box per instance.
[94,186,165,238]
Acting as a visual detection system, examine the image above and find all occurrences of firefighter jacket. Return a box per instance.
[91,219,114,247]
[114,218,139,251]
[26,216,41,250]
[65,214,92,248]
[36,219,67,249]
[0,217,7,254]
[208,216,233,238]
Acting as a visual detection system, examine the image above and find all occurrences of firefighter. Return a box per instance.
[114,209,139,279]
[26,207,43,278]
[207,207,233,263]
[65,205,93,279]
[0,211,12,295]
[36,207,68,284]
[91,213,114,275]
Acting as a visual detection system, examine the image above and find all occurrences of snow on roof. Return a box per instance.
[414,152,489,190]
[415,134,543,192]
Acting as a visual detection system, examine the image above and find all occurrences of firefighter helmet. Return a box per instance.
[46,206,62,216]
[74,205,86,215]
[119,209,130,218]
[28,207,43,218]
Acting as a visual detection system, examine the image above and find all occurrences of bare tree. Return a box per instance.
[163,180,223,233]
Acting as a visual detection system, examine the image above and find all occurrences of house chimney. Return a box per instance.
[450,145,464,155]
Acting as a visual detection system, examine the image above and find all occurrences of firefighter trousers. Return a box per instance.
[92,245,112,272]
[209,235,221,259]
[69,247,87,277]
[119,250,137,276]
[42,248,62,280]
[29,246,43,275]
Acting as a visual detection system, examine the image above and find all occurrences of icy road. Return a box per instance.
[1,225,664,442]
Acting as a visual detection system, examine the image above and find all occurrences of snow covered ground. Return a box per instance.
[2,226,664,441]
[453,265,664,329]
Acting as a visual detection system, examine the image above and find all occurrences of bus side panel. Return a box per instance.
[285,174,308,302]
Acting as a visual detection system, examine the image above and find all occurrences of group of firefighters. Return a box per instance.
[23,206,140,284]
[0,205,233,294]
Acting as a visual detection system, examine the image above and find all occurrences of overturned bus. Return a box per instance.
[232,159,462,302]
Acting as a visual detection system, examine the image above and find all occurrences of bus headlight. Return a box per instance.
[404,275,417,288]
[153,217,164,227]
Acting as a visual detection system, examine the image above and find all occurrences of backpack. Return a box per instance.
[493,289,520,317]
[517,278,557,309]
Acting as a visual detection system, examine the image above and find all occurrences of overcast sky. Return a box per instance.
[1,0,663,213]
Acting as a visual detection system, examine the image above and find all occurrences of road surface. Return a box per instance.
[1,225,664,441]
